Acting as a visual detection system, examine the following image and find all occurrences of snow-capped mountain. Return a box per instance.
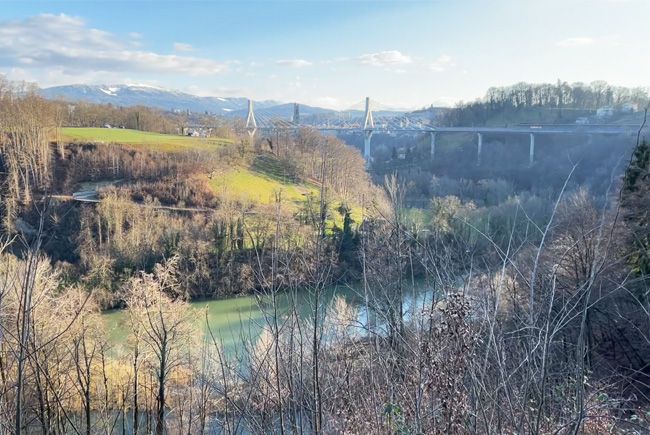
[39,84,281,115]
[39,84,419,123]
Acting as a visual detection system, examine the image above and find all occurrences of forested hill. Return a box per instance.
[440,81,649,126]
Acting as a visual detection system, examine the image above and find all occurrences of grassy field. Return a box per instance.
[209,168,318,207]
[211,169,362,227]
[209,155,363,226]
[63,127,363,228]
[60,127,232,152]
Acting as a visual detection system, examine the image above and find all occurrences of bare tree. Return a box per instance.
[123,256,194,435]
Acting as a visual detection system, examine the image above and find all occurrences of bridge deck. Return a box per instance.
[185,124,641,135]
[258,125,640,135]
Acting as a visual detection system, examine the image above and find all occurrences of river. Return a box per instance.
[102,283,435,357]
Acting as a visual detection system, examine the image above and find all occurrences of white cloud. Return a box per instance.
[173,42,195,52]
[275,59,313,68]
[313,96,347,109]
[429,54,454,72]
[0,14,228,81]
[358,50,412,67]
[556,37,595,47]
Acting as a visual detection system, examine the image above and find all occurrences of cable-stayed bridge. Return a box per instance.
[188,97,644,166]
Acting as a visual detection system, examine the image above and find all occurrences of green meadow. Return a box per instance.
[60,127,232,152]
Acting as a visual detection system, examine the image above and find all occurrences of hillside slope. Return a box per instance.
[58,128,365,225]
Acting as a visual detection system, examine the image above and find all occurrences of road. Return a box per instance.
[50,181,215,213]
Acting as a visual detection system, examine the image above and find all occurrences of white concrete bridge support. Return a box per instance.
[245,99,257,146]
[247,130,256,147]
[363,96,375,162]
[430,132,437,160]
[477,132,483,165]
[364,130,373,161]
[529,133,535,166]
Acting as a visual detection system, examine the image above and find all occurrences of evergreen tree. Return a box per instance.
[335,203,358,269]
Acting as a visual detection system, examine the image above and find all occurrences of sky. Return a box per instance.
[0,0,649,109]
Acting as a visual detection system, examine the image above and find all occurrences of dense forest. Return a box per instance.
[1,76,650,434]
[441,80,649,126]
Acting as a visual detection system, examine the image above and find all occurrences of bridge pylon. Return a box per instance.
[363,97,374,131]
[245,99,257,142]
[429,131,436,160]
[529,133,535,166]
[363,97,375,161]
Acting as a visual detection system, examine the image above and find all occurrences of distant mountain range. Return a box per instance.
[39,84,284,115]
[38,84,457,130]
[38,84,416,120]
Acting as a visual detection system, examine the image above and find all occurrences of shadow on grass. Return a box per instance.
[251,153,300,184]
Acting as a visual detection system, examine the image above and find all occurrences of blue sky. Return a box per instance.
[0,0,648,109]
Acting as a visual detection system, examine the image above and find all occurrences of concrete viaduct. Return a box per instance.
[186,97,642,166]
